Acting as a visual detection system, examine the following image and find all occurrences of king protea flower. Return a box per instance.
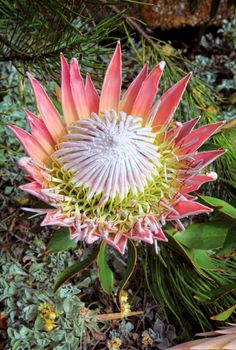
[8,42,225,254]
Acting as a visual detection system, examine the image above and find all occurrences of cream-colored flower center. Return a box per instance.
[53,110,161,203]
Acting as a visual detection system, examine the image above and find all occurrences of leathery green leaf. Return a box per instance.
[54,247,99,292]
[97,242,114,295]
[185,249,216,270]
[217,226,236,256]
[198,195,236,219]
[211,304,236,321]
[118,240,137,305]
[174,222,229,250]
[46,228,77,253]
[170,235,210,277]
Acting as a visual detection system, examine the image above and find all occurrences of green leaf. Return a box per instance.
[185,249,216,270]
[169,235,212,277]
[34,315,44,330]
[97,243,114,295]
[118,240,137,304]
[217,227,236,256]
[175,222,229,250]
[211,304,236,321]
[54,247,99,292]
[46,228,77,253]
[198,195,236,219]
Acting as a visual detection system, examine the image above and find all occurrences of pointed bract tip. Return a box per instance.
[144,63,149,75]
[71,57,78,64]
[214,120,226,133]
[180,72,192,83]
[206,171,218,180]
[7,124,22,136]
[159,61,166,70]
[27,72,38,85]
[86,72,90,78]
[60,52,67,62]
[24,109,33,118]
[114,41,121,57]
[114,41,121,54]
[7,124,14,131]
[182,72,192,82]
[26,72,33,80]
[194,115,201,122]
[7,124,23,136]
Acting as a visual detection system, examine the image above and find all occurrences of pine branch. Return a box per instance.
[0,0,122,77]
[0,34,83,62]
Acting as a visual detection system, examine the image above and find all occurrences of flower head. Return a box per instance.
[119,290,131,316]
[38,303,57,331]
[107,337,122,350]
[9,42,225,253]
[142,330,154,347]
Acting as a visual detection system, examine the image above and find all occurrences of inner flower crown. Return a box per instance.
[8,42,225,253]
[54,111,159,203]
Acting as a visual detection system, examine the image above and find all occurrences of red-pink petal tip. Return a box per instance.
[131,61,165,120]
[99,42,122,113]
[60,53,78,124]
[153,72,192,129]
[27,73,65,141]
[8,124,49,165]
[70,58,90,119]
